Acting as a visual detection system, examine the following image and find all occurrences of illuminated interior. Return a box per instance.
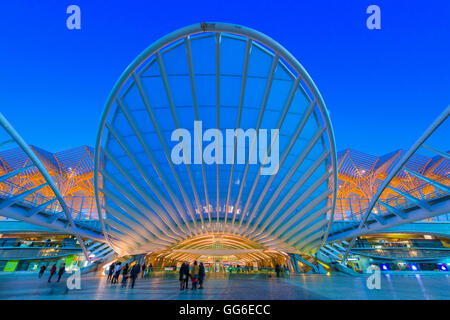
[334,149,450,221]
[0,145,98,220]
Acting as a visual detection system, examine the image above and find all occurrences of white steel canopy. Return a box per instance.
[94,22,338,257]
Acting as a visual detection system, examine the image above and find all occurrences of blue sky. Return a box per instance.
[0,0,449,155]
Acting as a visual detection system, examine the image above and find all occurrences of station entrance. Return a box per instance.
[135,233,294,274]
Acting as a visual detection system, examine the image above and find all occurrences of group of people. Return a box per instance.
[107,261,148,288]
[179,261,205,290]
[275,264,290,278]
[38,263,66,283]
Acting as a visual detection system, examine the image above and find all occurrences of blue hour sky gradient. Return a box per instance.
[0,0,449,155]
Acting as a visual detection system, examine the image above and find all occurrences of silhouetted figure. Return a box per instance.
[141,262,146,278]
[38,265,46,278]
[48,264,57,282]
[179,263,188,290]
[57,263,66,282]
[275,264,281,278]
[107,263,115,282]
[179,263,185,290]
[183,262,190,289]
[198,262,205,289]
[130,263,140,288]
[121,263,129,287]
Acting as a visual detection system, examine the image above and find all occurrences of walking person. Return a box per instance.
[141,262,146,278]
[129,262,140,289]
[107,263,115,282]
[191,261,199,290]
[198,262,205,289]
[57,263,66,282]
[183,262,190,289]
[284,265,290,278]
[121,263,129,287]
[275,264,281,278]
[38,265,46,278]
[148,263,153,276]
[48,264,57,283]
[112,262,122,284]
[179,263,188,290]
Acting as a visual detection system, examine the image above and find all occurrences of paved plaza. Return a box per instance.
[0,272,449,300]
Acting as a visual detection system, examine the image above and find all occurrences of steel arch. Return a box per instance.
[94,22,338,257]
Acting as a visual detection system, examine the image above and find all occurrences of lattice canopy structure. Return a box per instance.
[0,145,98,220]
[326,107,450,237]
[335,147,450,221]
[94,23,338,257]
[338,106,450,258]
[0,113,96,256]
